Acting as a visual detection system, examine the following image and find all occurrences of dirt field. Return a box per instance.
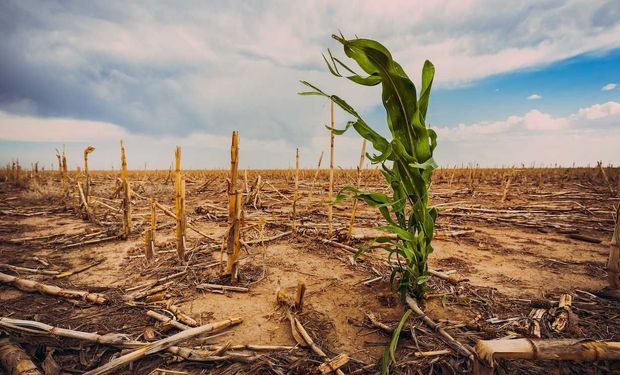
[1,166,619,374]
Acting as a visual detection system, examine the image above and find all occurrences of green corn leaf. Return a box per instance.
[366,143,393,163]
[297,91,324,96]
[410,157,438,171]
[331,36,426,159]
[382,309,412,374]
[417,275,429,285]
[347,74,382,86]
[418,60,435,121]
[332,55,357,75]
[428,128,437,152]
[391,139,416,163]
[375,236,396,244]
[377,225,413,241]
[353,244,369,259]
[322,52,342,77]
[325,120,355,135]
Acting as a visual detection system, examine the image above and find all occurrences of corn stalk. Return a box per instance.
[83,145,95,204]
[301,34,437,300]
[174,146,186,260]
[120,141,132,238]
[61,149,68,198]
[301,34,437,374]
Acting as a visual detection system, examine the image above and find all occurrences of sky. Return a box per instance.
[1,0,619,170]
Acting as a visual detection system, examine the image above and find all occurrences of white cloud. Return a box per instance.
[0,111,127,142]
[602,83,618,91]
[0,110,365,169]
[573,101,620,120]
[433,101,620,166]
[4,101,619,169]
[435,101,620,140]
[527,94,542,100]
[522,110,568,130]
[435,129,620,167]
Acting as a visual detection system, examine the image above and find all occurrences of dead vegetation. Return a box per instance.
[0,150,619,374]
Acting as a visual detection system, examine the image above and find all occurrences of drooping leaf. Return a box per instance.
[382,309,412,374]
[410,157,438,172]
[376,225,413,242]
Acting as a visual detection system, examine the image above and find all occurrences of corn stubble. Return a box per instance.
[301,33,438,374]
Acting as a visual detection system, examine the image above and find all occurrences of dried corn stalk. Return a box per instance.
[225,131,242,282]
[61,149,68,198]
[226,191,242,283]
[0,272,107,304]
[76,180,95,222]
[55,149,62,180]
[294,279,306,311]
[146,197,157,260]
[144,228,154,261]
[174,147,186,260]
[166,302,198,326]
[120,141,132,238]
[83,145,95,204]
[83,318,243,375]
[609,204,620,289]
[474,338,620,375]
[292,148,300,234]
[0,339,42,375]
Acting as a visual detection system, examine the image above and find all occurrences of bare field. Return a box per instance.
[1,166,619,374]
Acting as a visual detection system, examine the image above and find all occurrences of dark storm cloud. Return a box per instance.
[1,0,620,145]
[0,1,201,134]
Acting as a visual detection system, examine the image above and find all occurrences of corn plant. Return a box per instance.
[300,33,437,373]
[301,34,437,300]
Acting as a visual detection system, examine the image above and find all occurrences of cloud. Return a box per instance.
[433,101,620,166]
[0,110,365,169]
[527,94,542,100]
[0,111,127,142]
[602,83,617,91]
[435,101,619,140]
[1,1,620,168]
[3,101,618,169]
[1,0,620,144]
[435,129,620,167]
[573,101,620,119]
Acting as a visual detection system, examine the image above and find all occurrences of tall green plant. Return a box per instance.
[300,34,438,300]
[301,34,437,373]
